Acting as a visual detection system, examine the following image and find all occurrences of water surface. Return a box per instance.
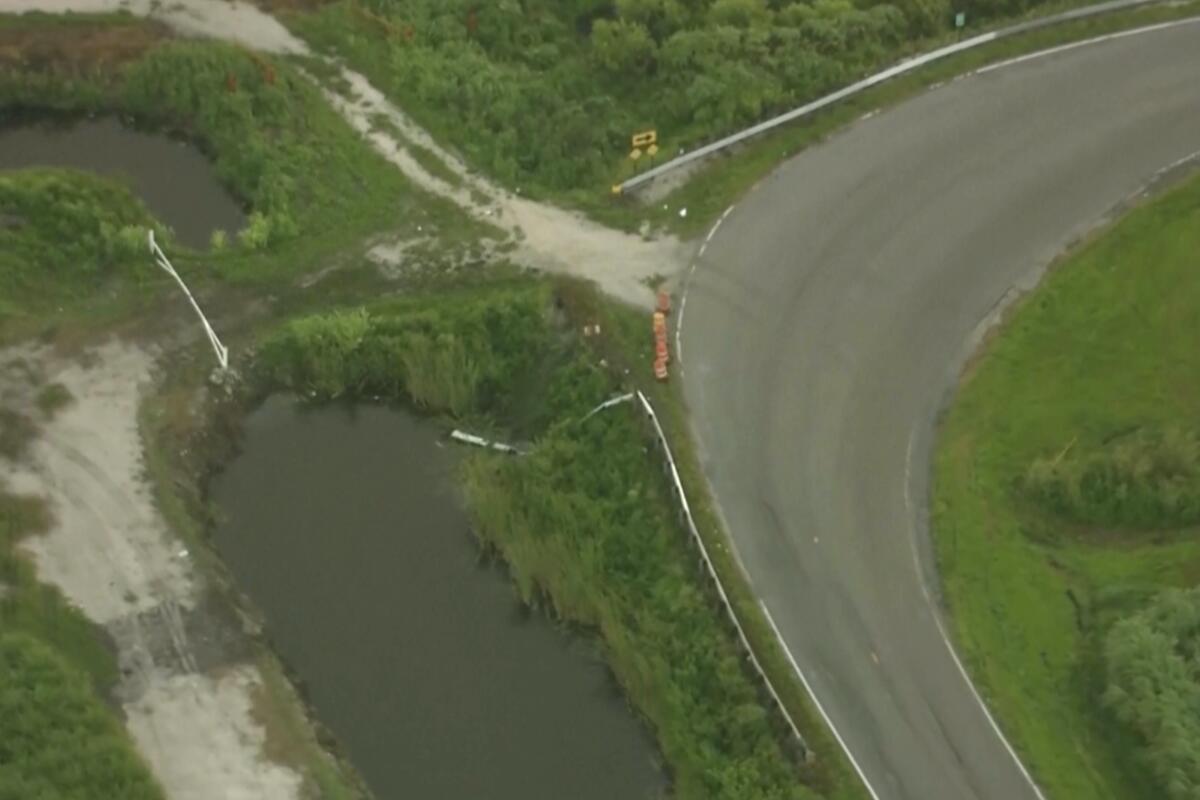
[210,397,665,800]
[0,117,243,248]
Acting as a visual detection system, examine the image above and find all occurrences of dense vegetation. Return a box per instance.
[258,285,548,417]
[0,14,443,284]
[1025,427,1200,529]
[1104,587,1200,800]
[0,487,161,800]
[287,0,1060,200]
[932,172,1200,800]
[0,169,163,317]
[0,633,163,800]
[257,281,819,799]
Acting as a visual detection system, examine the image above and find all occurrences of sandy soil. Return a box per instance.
[0,341,302,800]
[5,0,687,307]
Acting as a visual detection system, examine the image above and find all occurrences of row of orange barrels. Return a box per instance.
[653,290,671,381]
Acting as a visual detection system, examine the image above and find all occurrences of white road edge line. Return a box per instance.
[675,204,735,368]
[761,604,884,800]
[904,430,1049,800]
[677,22,1200,798]
[973,15,1200,75]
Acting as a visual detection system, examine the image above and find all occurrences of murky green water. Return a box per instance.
[210,397,665,800]
[0,117,243,248]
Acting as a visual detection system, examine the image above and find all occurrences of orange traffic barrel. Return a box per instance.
[655,338,669,364]
[652,311,666,333]
[654,358,669,381]
[656,290,671,315]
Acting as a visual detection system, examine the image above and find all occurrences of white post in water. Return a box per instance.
[148,230,229,371]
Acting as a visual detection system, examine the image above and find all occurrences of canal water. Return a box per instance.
[210,397,665,800]
[0,117,243,248]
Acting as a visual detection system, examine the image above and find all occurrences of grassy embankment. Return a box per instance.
[275,0,1200,236]
[0,12,484,336]
[0,12,480,798]
[932,171,1200,799]
[252,279,837,800]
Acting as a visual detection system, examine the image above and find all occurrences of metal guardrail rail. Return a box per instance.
[635,390,812,755]
[617,0,1166,193]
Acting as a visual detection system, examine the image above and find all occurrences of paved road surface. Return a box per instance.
[680,21,1200,800]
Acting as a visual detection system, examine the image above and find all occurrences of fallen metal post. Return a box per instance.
[450,429,525,455]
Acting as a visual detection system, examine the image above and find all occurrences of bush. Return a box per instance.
[0,169,161,305]
[257,285,549,416]
[1104,587,1200,800]
[1023,428,1200,528]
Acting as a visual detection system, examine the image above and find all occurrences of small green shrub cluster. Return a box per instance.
[291,0,1055,196]
[1023,428,1200,528]
[1104,587,1200,800]
[0,632,163,800]
[0,169,161,307]
[257,286,549,416]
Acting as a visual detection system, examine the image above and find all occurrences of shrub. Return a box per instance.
[1104,587,1200,800]
[1022,428,1200,528]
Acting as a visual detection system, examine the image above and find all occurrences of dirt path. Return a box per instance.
[0,341,303,800]
[6,0,686,307]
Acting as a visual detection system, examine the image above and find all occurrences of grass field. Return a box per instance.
[932,171,1200,799]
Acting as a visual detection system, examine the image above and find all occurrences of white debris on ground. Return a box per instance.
[0,341,303,800]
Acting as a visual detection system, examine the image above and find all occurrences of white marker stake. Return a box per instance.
[148,230,229,371]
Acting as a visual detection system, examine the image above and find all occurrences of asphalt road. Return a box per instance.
[679,21,1200,800]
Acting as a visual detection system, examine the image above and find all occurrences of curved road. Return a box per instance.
[680,21,1200,800]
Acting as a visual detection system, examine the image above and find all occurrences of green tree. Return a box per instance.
[1104,587,1200,800]
[590,19,658,77]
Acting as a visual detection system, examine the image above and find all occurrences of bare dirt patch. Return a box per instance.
[0,17,168,74]
[0,340,303,800]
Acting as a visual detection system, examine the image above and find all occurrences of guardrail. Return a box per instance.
[617,0,1167,193]
[635,390,811,755]
[148,230,229,370]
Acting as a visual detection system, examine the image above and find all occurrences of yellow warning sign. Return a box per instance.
[631,130,657,149]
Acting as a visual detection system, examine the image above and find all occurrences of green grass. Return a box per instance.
[0,632,164,800]
[932,172,1200,799]
[0,486,162,800]
[0,168,165,317]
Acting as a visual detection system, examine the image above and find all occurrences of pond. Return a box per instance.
[0,117,243,249]
[209,397,666,800]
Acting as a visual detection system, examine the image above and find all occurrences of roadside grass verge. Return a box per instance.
[560,281,869,800]
[931,172,1200,799]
